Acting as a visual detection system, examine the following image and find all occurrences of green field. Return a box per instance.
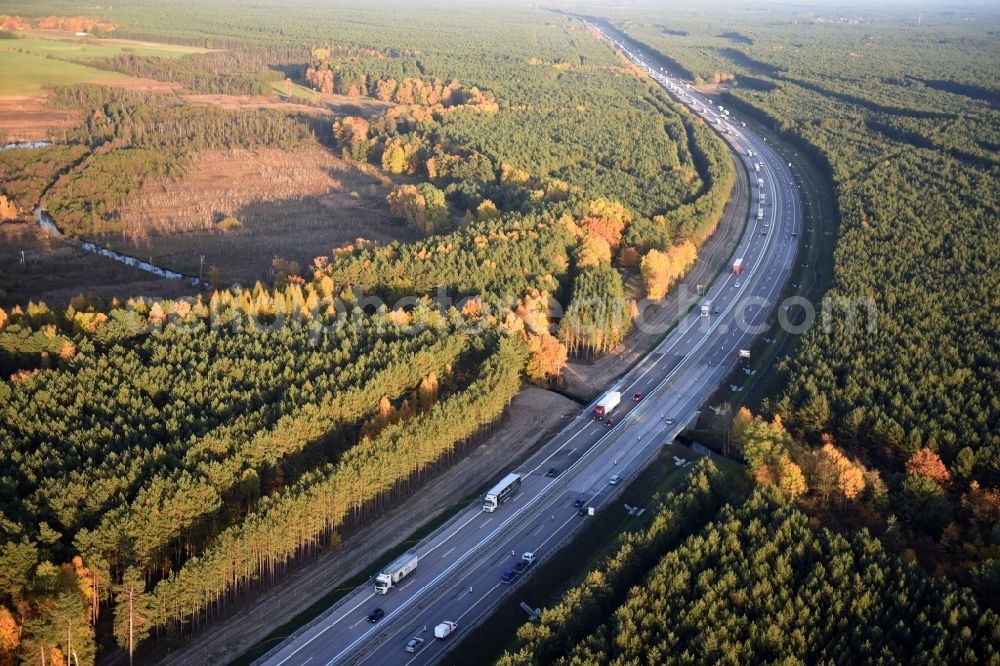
[3,33,209,60]
[271,79,321,98]
[0,33,209,96]
[0,48,130,95]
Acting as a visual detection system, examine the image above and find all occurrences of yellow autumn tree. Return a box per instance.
[640,242,698,301]
[500,163,531,185]
[775,452,808,499]
[476,199,500,221]
[381,141,408,174]
[0,606,18,666]
[640,249,671,300]
[729,406,754,448]
[577,235,612,269]
[806,440,866,503]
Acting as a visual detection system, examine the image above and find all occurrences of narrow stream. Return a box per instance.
[1,141,52,151]
[35,208,203,287]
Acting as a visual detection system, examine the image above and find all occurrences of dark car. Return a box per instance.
[573,498,585,508]
[513,560,530,574]
[578,507,588,516]
[604,418,613,428]
[367,608,385,623]
[501,569,519,584]
[545,467,559,478]
[632,392,642,402]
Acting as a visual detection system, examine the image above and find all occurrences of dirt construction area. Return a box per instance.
[109,146,420,284]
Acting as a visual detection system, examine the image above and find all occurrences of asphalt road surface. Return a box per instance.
[256,24,802,666]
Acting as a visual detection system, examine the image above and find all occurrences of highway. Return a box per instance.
[256,22,802,666]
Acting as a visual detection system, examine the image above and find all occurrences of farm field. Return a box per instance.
[0,32,209,97]
[1,33,211,61]
[0,47,130,95]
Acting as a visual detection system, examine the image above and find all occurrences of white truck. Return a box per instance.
[375,551,419,594]
[435,621,457,639]
[594,391,621,418]
[732,258,744,276]
[757,207,765,220]
[759,192,766,203]
[700,300,712,317]
[747,149,754,158]
[757,177,765,189]
[754,162,761,172]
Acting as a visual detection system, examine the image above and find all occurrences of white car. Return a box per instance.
[734,282,741,288]
[609,474,621,485]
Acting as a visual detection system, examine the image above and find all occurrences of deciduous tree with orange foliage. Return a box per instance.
[0,606,17,666]
[579,197,633,249]
[905,448,951,486]
[0,195,17,220]
[333,116,370,160]
[526,332,568,382]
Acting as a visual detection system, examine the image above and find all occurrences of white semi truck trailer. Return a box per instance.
[374,551,419,594]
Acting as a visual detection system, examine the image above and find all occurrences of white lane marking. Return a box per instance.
[527,425,587,475]
[271,587,378,666]
[423,510,481,554]
[440,547,455,559]
[623,353,667,392]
